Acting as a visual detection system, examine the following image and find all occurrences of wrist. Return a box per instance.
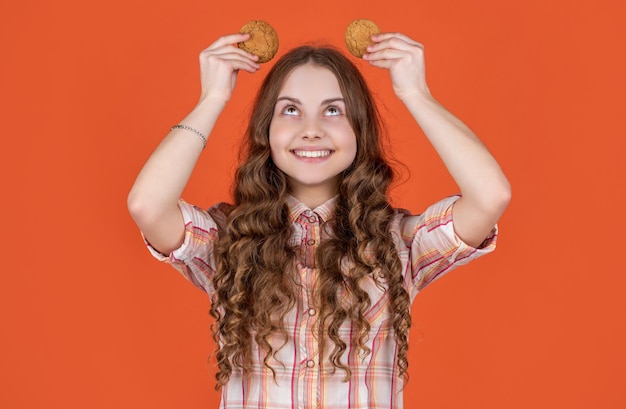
[398,87,436,113]
[172,98,227,148]
[395,85,433,105]
[196,95,228,111]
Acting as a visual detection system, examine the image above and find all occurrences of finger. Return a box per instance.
[367,37,422,54]
[228,60,261,73]
[363,48,407,61]
[205,45,259,61]
[372,32,423,48]
[367,59,392,70]
[205,33,251,51]
[200,48,260,68]
[215,50,260,63]
[218,54,261,72]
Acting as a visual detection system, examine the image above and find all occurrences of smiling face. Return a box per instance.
[269,64,357,207]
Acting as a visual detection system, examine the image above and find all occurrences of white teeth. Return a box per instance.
[293,150,331,158]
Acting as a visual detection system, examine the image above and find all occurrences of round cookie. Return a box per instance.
[344,19,381,58]
[238,20,279,63]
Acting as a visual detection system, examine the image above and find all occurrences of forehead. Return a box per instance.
[277,64,343,100]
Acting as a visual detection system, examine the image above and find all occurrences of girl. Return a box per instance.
[128,31,510,408]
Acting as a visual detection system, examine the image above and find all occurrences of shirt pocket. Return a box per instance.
[336,270,392,334]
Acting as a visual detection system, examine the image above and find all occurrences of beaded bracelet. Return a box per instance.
[171,124,207,149]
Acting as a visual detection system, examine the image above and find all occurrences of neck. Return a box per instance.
[289,188,337,209]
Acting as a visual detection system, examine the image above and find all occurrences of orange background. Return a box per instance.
[1,0,625,407]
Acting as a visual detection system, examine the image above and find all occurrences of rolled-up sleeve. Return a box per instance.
[396,195,498,299]
[143,200,227,295]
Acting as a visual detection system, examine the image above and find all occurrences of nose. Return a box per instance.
[301,117,325,139]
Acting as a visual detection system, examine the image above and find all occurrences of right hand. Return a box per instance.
[198,33,260,103]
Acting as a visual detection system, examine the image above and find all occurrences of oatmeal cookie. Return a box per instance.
[238,20,279,63]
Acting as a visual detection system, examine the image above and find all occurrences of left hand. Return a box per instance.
[364,33,430,100]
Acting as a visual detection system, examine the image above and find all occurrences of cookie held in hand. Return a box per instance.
[344,19,381,58]
[238,20,279,63]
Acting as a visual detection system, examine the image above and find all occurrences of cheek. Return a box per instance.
[268,122,280,151]
[269,119,288,141]
[333,123,358,152]
[268,127,288,164]
[347,134,358,164]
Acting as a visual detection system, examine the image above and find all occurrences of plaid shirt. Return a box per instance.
[144,195,497,409]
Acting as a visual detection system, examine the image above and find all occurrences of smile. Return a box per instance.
[291,150,332,158]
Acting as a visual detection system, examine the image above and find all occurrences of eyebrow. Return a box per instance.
[276,96,345,105]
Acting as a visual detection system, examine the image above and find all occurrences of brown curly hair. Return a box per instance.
[209,45,411,388]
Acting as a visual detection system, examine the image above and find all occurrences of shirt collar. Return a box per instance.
[286,195,337,224]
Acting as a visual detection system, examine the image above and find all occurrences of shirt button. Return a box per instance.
[307,239,316,246]
[308,215,318,223]
[306,359,315,368]
[308,308,316,316]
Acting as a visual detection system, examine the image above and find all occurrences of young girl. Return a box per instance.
[128,31,510,408]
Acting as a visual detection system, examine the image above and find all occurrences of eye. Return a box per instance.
[324,105,342,116]
[281,105,299,116]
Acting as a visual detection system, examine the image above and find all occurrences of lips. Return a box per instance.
[291,149,332,158]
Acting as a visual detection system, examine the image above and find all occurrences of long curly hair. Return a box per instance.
[209,45,411,388]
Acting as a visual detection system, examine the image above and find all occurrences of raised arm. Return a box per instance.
[364,32,511,247]
[127,33,260,256]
